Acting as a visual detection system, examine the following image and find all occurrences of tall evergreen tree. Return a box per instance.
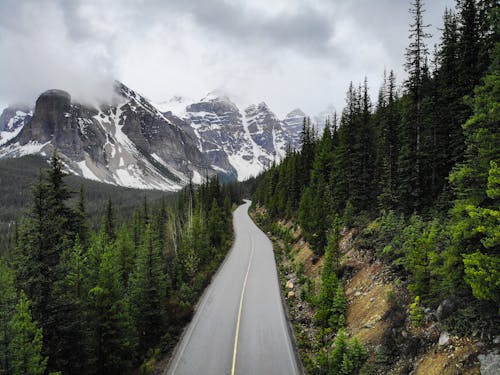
[378,70,401,210]
[88,245,136,375]
[8,292,46,375]
[398,0,431,213]
[75,185,89,248]
[0,263,16,375]
[128,224,167,354]
[15,153,79,371]
[103,198,116,241]
[51,239,89,374]
[442,44,500,300]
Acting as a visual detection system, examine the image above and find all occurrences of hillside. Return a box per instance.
[249,0,499,373]
[0,155,169,242]
[252,210,498,374]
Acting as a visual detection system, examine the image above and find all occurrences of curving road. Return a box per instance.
[166,201,301,375]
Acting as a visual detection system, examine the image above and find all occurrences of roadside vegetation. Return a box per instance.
[0,152,242,375]
[250,0,499,373]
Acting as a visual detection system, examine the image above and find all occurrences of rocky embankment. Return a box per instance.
[251,207,499,375]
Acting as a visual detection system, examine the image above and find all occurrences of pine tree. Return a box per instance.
[115,224,136,288]
[298,187,315,247]
[314,217,345,329]
[353,78,375,213]
[15,153,79,372]
[398,0,431,214]
[305,123,335,253]
[88,245,136,375]
[442,43,500,300]
[378,70,401,210]
[103,198,116,241]
[207,199,225,248]
[75,185,89,248]
[51,239,89,373]
[128,224,167,354]
[8,292,47,375]
[0,262,16,375]
[458,0,481,94]
[332,83,357,214]
[298,117,315,190]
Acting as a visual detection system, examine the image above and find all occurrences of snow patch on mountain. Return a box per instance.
[161,94,299,182]
[155,96,194,118]
[0,107,33,146]
[0,83,216,191]
[0,140,51,158]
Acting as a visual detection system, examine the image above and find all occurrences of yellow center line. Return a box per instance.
[231,235,255,375]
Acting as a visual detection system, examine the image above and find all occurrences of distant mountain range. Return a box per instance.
[0,82,334,190]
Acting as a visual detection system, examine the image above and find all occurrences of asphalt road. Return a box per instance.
[166,200,301,375]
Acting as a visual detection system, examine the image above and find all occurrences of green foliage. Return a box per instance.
[2,151,239,374]
[358,211,406,262]
[443,45,500,306]
[0,262,16,375]
[409,296,424,326]
[249,2,499,367]
[316,330,367,375]
[8,292,47,375]
[314,271,341,329]
[463,252,500,307]
[314,218,346,331]
[129,224,167,354]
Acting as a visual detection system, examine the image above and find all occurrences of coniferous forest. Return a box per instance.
[0,0,498,374]
[0,152,241,374]
[252,0,498,371]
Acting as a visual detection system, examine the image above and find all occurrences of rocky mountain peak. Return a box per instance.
[286,108,306,119]
[0,84,306,187]
[0,105,32,132]
[0,83,220,190]
[188,93,240,117]
[18,89,78,146]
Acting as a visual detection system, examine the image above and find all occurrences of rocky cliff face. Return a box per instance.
[0,85,308,188]
[0,83,217,190]
[0,105,33,145]
[170,94,301,181]
[282,108,306,150]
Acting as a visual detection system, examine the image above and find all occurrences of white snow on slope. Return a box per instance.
[226,109,269,181]
[0,141,50,158]
[0,126,23,146]
[155,96,194,118]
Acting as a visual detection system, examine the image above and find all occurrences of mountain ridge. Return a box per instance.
[0,83,313,189]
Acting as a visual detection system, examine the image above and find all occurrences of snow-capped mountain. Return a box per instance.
[155,95,193,118]
[0,106,33,146]
[165,94,301,181]
[0,83,216,190]
[282,108,306,149]
[314,105,337,132]
[0,85,307,189]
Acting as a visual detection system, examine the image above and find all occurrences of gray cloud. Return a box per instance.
[0,0,118,106]
[0,0,454,116]
[159,0,336,56]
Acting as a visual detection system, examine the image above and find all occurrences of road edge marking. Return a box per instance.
[231,235,255,375]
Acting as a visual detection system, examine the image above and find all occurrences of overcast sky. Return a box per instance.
[0,0,454,117]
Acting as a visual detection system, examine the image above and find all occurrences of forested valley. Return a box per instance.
[0,152,242,374]
[0,0,498,374]
[251,0,499,373]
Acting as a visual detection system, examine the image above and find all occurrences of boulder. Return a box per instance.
[436,299,456,320]
[478,351,500,375]
[438,332,450,346]
[286,280,294,289]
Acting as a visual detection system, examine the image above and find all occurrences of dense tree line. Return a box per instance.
[0,155,170,253]
[253,0,499,355]
[0,152,240,374]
